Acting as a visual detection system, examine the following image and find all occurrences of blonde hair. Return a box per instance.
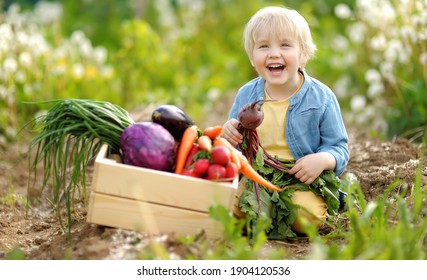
[244,6,317,67]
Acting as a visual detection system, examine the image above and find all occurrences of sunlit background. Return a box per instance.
[1,0,426,144]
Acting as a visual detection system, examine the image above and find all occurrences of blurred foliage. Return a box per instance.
[0,0,425,143]
[59,0,133,50]
[1,0,426,261]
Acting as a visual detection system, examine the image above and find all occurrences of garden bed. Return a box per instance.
[0,129,426,259]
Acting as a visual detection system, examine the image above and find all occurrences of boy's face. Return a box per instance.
[250,28,303,92]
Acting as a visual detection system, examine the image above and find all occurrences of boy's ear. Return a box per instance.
[299,54,308,68]
[249,57,255,67]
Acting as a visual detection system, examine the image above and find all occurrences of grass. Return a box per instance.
[135,153,427,260]
[306,152,427,260]
[0,178,29,208]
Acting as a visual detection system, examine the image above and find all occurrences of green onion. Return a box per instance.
[27,98,135,234]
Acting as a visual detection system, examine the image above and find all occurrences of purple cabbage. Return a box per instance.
[120,122,177,172]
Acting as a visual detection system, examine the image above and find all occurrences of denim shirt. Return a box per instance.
[228,71,349,175]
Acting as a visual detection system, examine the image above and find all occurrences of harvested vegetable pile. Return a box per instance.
[27,99,287,236]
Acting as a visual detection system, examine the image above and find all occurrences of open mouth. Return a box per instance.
[267,64,285,72]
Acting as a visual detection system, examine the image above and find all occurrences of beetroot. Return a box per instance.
[120,122,177,172]
[238,99,268,130]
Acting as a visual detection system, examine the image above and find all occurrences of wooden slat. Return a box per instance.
[87,192,223,238]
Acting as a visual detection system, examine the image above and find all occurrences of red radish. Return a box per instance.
[211,145,231,166]
[193,158,210,176]
[179,169,200,178]
[206,164,226,180]
[225,162,238,179]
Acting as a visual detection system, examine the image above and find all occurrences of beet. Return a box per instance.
[120,122,177,172]
[238,99,268,130]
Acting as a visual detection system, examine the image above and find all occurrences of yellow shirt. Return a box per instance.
[257,74,304,160]
[257,94,294,160]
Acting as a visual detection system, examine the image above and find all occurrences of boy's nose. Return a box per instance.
[268,48,280,58]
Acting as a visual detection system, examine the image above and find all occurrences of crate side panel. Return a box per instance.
[93,155,237,212]
[87,192,223,238]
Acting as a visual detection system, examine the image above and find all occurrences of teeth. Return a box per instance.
[269,64,283,68]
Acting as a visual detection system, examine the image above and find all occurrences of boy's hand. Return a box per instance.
[220,118,243,147]
[288,152,336,185]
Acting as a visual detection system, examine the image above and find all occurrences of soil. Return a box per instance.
[0,125,426,260]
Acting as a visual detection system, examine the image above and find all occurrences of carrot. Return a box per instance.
[236,152,285,192]
[197,135,212,151]
[175,125,198,174]
[203,125,223,139]
[213,137,283,191]
[213,137,241,170]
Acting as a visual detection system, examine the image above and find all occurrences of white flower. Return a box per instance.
[154,0,176,28]
[350,95,366,112]
[333,75,351,99]
[71,30,86,44]
[370,34,387,51]
[19,52,32,67]
[3,57,18,73]
[72,63,85,79]
[93,46,107,64]
[53,46,68,60]
[332,35,349,51]
[34,1,63,24]
[0,23,13,42]
[385,39,410,63]
[344,52,357,65]
[347,22,365,43]
[207,87,220,101]
[400,25,417,43]
[335,4,352,19]
[379,61,395,82]
[15,70,26,83]
[365,68,382,84]
[28,33,50,56]
[16,31,29,46]
[367,82,384,98]
[80,40,93,58]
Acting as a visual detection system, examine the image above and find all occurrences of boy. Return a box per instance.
[221,6,349,236]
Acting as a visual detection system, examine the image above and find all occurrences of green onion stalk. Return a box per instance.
[26,98,135,235]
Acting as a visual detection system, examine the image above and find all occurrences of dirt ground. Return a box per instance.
[0,126,426,260]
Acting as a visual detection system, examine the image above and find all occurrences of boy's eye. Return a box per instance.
[259,44,268,48]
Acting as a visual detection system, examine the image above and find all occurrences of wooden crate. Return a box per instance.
[87,144,238,238]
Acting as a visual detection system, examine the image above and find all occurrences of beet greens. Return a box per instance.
[236,99,341,239]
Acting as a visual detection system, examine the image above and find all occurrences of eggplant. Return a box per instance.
[151,104,194,140]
